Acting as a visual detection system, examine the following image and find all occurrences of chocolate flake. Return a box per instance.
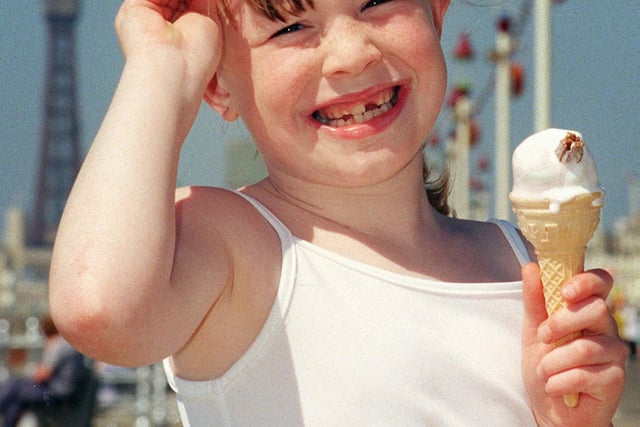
[555,132,584,163]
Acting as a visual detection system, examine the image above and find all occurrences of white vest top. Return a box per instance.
[164,192,536,426]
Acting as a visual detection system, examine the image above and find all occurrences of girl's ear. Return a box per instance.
[204,75,240,122]
[431,0,450,38]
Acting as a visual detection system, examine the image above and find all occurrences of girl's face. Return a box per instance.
[214,0,449,188]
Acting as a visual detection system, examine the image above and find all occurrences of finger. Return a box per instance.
[167,0,191,22]
[522,263,548,327]
[121,0,183,21]
[540,296,617,344]
[543,360,626,401]
[537,335,620,381]
[177,0,221,29]
[186,0,219,19]
[561,268,613,304]
[521,263,551,353]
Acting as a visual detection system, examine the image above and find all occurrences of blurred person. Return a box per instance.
[0,315,80,427]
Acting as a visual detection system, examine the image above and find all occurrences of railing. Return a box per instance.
[0,317,45,382]
[98,362,171,426]
[0,317,173,426]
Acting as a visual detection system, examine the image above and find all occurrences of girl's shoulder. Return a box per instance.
[443,217,532,283]
[174,185,282,267]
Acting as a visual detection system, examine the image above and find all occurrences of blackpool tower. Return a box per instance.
[31,0,82,246]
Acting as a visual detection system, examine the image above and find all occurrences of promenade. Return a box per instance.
[614,354,640,427]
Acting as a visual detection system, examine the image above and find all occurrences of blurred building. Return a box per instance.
[587,182,640,348]
[1,208,50,321]
[224,138,267,189]
[0,208,50,382]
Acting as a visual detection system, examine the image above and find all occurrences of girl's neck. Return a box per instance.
[245,153,444,248]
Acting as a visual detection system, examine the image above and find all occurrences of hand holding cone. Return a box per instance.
[512,193,602,407]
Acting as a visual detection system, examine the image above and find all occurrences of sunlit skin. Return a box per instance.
[211,0,448,191]
[48,1,627,426]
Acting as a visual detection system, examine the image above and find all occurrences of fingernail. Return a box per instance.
[539,324,552,343]
[562,285,577,300]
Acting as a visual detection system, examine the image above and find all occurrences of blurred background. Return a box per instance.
[1,1,638,425]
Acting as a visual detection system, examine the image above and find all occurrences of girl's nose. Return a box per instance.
[321,18,383,78]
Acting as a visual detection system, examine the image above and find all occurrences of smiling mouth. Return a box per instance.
[312,86,400,128]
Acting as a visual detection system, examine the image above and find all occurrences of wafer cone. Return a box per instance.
[511,192,603,408]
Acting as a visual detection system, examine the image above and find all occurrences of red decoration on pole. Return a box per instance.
[454,33,474,60]
[477,155,490,172]
[470,177,484,192]
[510,62,525,96]
[497,15,511,33]
[470,120,481,146]
[447,83,471,108]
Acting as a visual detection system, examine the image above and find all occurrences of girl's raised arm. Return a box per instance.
[49,0,224,367]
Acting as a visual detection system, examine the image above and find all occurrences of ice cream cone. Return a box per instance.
[511,192,603,407]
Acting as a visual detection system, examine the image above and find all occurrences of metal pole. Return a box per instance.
[494,28,512,220]
[534,0,552,131]
[451,96,472,219]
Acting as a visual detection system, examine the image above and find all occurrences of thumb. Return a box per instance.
[521,263,548,343]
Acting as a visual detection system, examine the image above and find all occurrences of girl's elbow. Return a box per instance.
[49,286,114,355]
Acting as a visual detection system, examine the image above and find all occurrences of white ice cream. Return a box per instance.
[510,128,604,213]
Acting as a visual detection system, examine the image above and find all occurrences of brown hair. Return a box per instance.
[218,0,453,216]
[219,0,315,22]
[423,163,452,216]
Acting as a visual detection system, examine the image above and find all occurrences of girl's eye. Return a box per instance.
[362,0,392,11]
[271,22,306,39]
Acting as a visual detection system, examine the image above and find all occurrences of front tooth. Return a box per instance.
[352,103,366,116]
[323,101,368,120]
[316,89,398,126]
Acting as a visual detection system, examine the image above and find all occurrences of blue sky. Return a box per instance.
[1,1,639,231]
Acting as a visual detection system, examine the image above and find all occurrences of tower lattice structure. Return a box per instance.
[31,0,82,246]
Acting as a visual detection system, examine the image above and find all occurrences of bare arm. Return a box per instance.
[49,0,224,366]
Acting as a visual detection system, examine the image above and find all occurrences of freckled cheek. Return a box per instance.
[252,55,316,114]
[385,16,442,58]
[398,29,447,91]
[396,29,440,64]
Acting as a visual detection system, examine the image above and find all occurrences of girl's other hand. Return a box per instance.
[521,263,628,427]
[115,0,222,100]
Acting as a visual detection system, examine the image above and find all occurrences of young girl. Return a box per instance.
[49,0,628,425]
